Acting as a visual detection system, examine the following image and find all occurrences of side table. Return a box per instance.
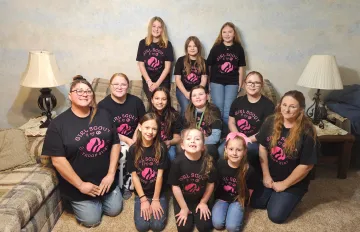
[315,120,355,179]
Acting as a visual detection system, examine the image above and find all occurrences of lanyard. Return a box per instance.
[195,108,206,129]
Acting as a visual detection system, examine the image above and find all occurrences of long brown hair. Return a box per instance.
[214,22,242,46]
[271,90,317,158]
[134,113,163,168]
[181,128,214,179]
[70,75,97,124]
[224,135,249,207]
[184,85,221,129]
[149,87,179,138]
[145,16,169,48]
[183,36,206,76]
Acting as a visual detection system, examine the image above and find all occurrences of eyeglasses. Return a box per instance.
[245,82,262,87]
[111,83,128,88]
[71,89,93,96]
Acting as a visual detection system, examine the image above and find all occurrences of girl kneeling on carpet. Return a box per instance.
[251,90,318,224]
[127,113,169,232]
[42,75,123,227]
[184,85,222,160]
[168,128,216,232]
[148,87,182,161]
[212,132,261,232]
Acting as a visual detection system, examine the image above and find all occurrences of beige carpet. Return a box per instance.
[52,165,360,232]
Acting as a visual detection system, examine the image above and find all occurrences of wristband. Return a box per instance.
[139,195,146,199]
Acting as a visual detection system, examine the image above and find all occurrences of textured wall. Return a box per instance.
[1,0,360,128]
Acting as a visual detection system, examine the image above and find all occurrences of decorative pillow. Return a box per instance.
[0,129,36,171]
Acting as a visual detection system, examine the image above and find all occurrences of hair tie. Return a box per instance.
[226,132,252,145]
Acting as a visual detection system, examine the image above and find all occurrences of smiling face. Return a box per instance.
[151,20,163,38]
[222,25,235,44]
[139,119,158,142]
[110,75,128,98]
[181,129,205,154]
[187,40,199,57]
[191,88,208,109]
[225,138,246,164]
[245,73,263,96]
[151,90,168,112]
[69,83,93,108]
[280,96,301,121]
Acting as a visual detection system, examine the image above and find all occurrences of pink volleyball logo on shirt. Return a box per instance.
[223,185,235,193]
[117,124,131,135]
[271,147,286,161]
[221,62,234,73]
[147,57,160,68]
[187,73,198,83]
[141,167,156,180]
[184,183,200,193]
[86,138,105,152]
[237,119,251,131]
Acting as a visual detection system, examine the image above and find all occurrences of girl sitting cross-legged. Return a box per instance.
[212,132,261,232]
[127,113,169,232]
[168,128,217,232]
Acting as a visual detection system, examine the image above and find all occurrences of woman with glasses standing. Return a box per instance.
[42,75,123,227]
[218,72,274,169]
[98,73,146,199]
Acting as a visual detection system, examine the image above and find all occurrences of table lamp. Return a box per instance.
[297,55,343,129]
[20,51,67,128]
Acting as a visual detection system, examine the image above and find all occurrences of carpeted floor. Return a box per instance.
[52,165,360,232]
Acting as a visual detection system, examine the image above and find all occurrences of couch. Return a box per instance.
[0,128,62,232]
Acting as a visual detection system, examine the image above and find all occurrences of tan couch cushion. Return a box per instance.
[0,129,35,171]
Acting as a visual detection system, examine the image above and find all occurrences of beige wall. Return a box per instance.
[1,0,360,128]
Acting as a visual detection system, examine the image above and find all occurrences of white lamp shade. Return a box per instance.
[297,55,343,90]
[20,51,67,88]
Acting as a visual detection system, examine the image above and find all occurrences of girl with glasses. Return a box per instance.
[98,73,146,199]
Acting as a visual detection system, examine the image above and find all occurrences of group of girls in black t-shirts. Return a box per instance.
[42,16,318,231]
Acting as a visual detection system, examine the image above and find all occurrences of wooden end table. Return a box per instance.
[316,121,355,179]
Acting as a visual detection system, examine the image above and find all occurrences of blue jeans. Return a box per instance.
[70,186,123,227]
[250,186,304,224]
[134,194,168,232]
[168,145,176,161]
[212,199,244,232]
[176,88,190,117]
[210,82,239,126]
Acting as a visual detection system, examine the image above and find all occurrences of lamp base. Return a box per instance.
[38,88,57,128]
[306,89,326,129]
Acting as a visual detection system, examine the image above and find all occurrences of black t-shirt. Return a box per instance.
[215,159,260,202]
[136,39,174,82]
[207,42,246,85]
[167,153,217,204]
[193,108,222,137]
[229,95,274,136]
[158,111,182,141]
[98,94,146,138]
[127,143,168,197]
[42,108,119,201]
[256,117,318,195]
[174,56,208,91]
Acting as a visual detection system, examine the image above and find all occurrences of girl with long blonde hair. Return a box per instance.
[136,16,174,100]
[251,90,318,224]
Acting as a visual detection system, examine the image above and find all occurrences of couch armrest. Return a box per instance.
[326,108,351,133]
[27,136,53,166]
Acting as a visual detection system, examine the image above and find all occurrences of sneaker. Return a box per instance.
[123,188,132,200]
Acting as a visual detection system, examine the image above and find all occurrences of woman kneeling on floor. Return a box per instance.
[251,90,318,224]
[42,75,123,227]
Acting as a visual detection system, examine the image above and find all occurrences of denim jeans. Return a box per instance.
[250,186,304,224]
[168,145,176,161]
[176,88,190,117]
[210,82,239,126]
[212,199,244,232]
[134,194,168,232]
[70,186,123,227]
